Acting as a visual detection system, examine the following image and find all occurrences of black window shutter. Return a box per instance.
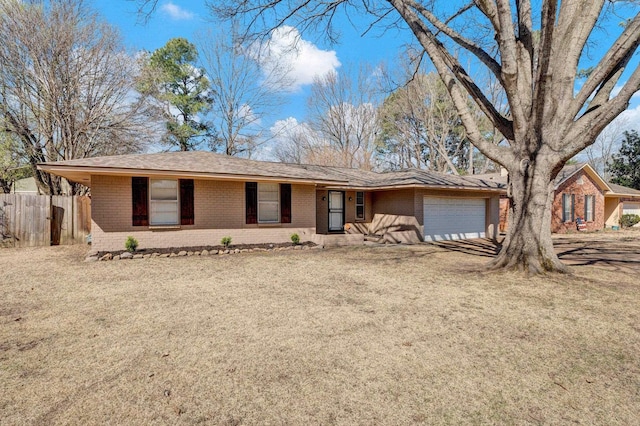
[571,194,575,221]
[591,196,595,221]
[246,182,257,224]
[562,194,567,222]
[180,179,194,225]
[132,177,149,226]
[281,183,292,224]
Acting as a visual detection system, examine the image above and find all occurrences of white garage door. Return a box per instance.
[423,197,486,241]
[623,202,640,216]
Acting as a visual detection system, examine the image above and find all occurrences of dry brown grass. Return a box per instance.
[1,231,639,425]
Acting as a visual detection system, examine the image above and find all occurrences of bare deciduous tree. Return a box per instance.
[0,130,25,193]
[203,0,640,273]
[272,67,380,169]
[198,23,290,157]
[306,68,379,170]
[0,0,157,194]
[584,116,630,180]
[378,61,467,174]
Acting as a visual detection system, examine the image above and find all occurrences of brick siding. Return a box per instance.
[90,175,316,252]
[551,171,605,233]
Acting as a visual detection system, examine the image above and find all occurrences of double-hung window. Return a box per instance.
[584,195,595,222]
[150,179,179,225]
[245,182,292,224]
[355,191,365,220]
[562,193,575,222]
[258,182,280,223]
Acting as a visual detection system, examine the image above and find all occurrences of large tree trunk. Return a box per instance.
[490,155,567,274]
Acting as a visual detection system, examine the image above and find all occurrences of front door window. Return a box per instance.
[328,191,344,231]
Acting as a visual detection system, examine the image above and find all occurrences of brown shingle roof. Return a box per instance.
[42,151,348,183]
[607,182,640,197]
[468,163,605,189]
[369,168,505,189]
[39,151,505,191]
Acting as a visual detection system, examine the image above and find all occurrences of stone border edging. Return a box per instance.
[85,244,321,262]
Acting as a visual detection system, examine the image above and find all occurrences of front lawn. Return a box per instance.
[1,232,639,424]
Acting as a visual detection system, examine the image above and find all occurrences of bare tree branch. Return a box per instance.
[0,0,159,194]
[572,12,640,118]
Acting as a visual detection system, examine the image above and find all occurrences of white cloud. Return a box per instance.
[239,103,260,126]
[256,26,341,91]
[617,103,640,132]
[269,117,312,140]
[160,2,194,20]
[610,83,640,100]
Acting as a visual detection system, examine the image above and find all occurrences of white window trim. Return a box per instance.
[258,182,280,224]
[149,179,179,226]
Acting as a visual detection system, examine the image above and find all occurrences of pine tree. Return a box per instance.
[608,130,640,190]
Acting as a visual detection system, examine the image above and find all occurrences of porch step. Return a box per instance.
[364,234,384,243]
[312,233,365,247]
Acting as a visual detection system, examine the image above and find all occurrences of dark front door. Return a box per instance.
[328,191,344,232]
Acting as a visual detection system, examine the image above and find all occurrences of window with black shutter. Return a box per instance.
[133,177,195,226]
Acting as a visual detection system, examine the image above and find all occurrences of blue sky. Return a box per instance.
[93,1,407,125]
[93,1,639,156]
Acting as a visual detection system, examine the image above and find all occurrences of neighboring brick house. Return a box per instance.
[551,164,606,233]
[477,163,640,234]
[38,151,504,252]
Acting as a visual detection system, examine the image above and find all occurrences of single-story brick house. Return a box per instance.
[38,151,504,252]
[476,163,640,233]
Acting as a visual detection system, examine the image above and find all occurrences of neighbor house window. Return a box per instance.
[355,191,365,220]
[245,182,291,224]
[584,195,595,222]
[132,177,194,226]
[562,193,575,222]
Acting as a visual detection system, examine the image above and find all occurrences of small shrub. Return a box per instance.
[125,236,138,252]
[290,233,300,245]
[620,214,640,228]
[221,236,232,248]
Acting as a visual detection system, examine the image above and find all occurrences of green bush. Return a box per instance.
[125,236,138,252]
[620,214,640,228]
[290,233,300,245]
[221,236,232,248]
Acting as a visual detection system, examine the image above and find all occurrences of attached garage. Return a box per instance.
[623,202,640,216]
[423,197,486,241]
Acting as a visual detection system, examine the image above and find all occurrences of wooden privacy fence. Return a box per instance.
[0,194,91,248]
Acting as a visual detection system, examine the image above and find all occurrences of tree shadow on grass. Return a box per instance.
[554,240,640,273]
[426,238,502,259]
[426,237,640,273]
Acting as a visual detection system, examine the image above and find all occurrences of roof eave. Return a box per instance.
[322,182,505,192]
[605,191,640,198]
[37,164,348,186]
[554,163,611,192]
